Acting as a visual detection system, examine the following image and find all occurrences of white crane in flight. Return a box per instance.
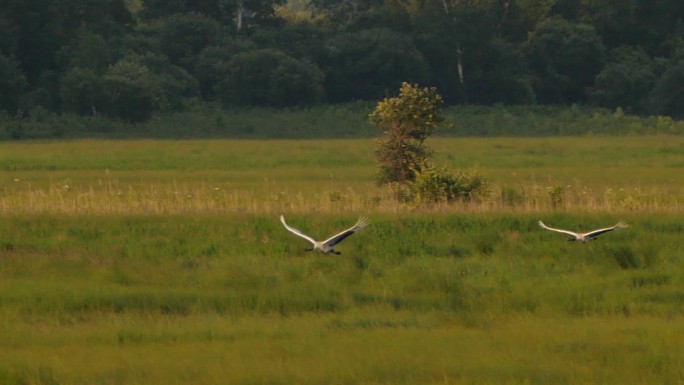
[280,215,369,255]
[538,220,629,242]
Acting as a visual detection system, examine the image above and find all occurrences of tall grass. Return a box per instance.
[1,213,682,317]
[0,138,683,384]
[0,213,683,384]
[0,137,683,214]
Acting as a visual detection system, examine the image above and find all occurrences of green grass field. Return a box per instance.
[0,137,683,384]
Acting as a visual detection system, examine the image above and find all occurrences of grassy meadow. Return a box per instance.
[0,137,683,384]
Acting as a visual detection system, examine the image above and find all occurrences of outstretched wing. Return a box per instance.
[538,220,579,239]
[280,215,316,245]
[584,220,629,240]
[323,217,370,247]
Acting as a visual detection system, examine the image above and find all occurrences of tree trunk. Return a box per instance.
[236,0,244,32]
[456,44,464,84]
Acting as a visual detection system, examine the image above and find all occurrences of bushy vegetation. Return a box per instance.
[370,83,491,206]
[2,103,683,140]
[441,104,684,136]
[405,162,490,205]
[371,83,444,184]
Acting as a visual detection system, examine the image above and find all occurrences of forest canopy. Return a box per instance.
[0,0,682,123]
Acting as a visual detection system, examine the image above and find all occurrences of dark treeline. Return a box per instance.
[0,0,682,126]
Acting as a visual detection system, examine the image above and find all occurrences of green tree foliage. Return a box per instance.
[1,0,62,84]
[649,59,684,119]
[589,46,656,113]
[57,30,199,117]
[575,0,684,55]
[247,23,327,62]
[139,0,286,31]
[524,17,606,104]
[408,0,533,104]
[59,67,104,116]
[323,28,430,103]
[574,0,638,49]
[307,0,383,26]
[463,38,535,105]
[195,39,256,98]
[140,55,200,110]
[60,0,133,39]
[216,49,324,107]
[267,57,325,106]
[506,0,556,39]
[101,59,163,122]
[0,13,24,112]
[227,0,288,30]
[370,82,443,184]
[140,0,223,20]
[635,2,684,56]
[407,0,464,103]
[2,0,131,85]
[0,54,26,113]
[0,15,19,55]
[152,12,220,69]
[57,30,112,72]
[0,0,683,126]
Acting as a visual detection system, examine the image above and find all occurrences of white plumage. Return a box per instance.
[280,215,370,254]
[538,220,629,242]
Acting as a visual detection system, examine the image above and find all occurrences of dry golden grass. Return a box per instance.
[1,136,683,215]
[0,176,681,215]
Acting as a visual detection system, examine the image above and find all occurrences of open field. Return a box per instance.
[0,137,683,384]
[0,136,683,214]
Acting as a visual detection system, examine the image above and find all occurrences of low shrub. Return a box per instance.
[406,161,490,206]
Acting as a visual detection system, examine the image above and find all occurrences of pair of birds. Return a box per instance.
[280,215,629,255]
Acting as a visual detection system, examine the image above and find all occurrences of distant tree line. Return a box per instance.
[0,0,682,123]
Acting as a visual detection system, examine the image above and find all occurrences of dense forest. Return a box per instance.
[0,0,682,127]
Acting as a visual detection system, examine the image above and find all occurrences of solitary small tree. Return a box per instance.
[371,82,490,205]
[370,82,444,184]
